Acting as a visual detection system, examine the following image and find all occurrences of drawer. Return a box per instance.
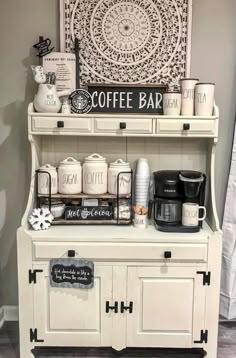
[156,119,216,136]
[33,242,208,262]
[32,117,92,133]
[94,118,153,134]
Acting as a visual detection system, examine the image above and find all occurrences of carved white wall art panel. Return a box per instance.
[60,0,192,88]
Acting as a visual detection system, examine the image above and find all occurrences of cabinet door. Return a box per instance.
[127,266,206,348]
[33,263,113,347]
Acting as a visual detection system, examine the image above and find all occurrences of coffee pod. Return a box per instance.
[195,83,215,116]
[180,78,199,115]
[163,92,181,116]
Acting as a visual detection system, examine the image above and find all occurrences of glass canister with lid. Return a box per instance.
[83,153,108,194]
[108,159,132,195]
[58,157,82,194]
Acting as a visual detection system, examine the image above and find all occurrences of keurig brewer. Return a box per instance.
[150,170,206,233]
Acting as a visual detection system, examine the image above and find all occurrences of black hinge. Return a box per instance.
[194,330,208,344]
[197,271,211,286]
[30,329,44,343]
[29,270,43,284]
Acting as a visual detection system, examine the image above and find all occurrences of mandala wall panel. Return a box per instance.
[60,0,192,88]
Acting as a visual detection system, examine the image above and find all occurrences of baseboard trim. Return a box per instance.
[3,306,18,322]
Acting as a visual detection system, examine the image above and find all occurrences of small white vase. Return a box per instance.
[34,84,62,113]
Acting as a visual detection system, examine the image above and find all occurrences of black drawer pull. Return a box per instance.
[68,250,75,258]
[106,301,118,313]
[57,121,64,128]
[120,122,126,130]
[121,301,133,314]
[164,251,172,259]
[183,123,190,130]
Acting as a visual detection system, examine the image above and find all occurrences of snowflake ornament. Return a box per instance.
[29,208,54,231]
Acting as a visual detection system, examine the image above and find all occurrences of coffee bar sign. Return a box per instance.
[88,85,167,114]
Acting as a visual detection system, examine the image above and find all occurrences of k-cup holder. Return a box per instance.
[179,171,204,199]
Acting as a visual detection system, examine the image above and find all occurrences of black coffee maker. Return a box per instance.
[150,170,206,233]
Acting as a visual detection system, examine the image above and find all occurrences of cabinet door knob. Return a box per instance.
[120,122,126,130]
[57,121,64,128]
[164,251,172,259]
[68,250,75,258]
[183,123,190,130]
[106,301,118,313]
[121,301,133,314]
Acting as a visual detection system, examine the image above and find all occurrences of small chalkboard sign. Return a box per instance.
[65,206,113,221]
[87,84,167,114]
[50,259,94,289]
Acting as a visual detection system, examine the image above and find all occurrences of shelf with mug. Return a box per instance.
[37,193,132,199]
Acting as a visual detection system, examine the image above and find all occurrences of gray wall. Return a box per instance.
[0,0,59,306]
[0,0,235,305]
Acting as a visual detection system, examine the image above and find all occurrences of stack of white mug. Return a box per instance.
[163,79,215,116]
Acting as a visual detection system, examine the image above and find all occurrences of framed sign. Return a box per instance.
[50,259,94,289]
[60,0,192,89]
[88,84,167,114]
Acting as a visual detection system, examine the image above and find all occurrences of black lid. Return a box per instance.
[154,170,179,184]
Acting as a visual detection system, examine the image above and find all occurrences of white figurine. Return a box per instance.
[32,66,46,84]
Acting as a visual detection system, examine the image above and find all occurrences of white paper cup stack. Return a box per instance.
[135,158,150,208]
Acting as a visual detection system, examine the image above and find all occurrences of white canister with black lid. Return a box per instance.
[38,164,58,195]
[83,153,108,194]
[58,157,82,194]
[108,159,131,195]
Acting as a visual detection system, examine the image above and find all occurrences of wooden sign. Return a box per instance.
[87,84,167,114]
[50,259,94,289]
[65,206,113,221]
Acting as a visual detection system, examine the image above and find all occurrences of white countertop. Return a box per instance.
[20,222,214,244]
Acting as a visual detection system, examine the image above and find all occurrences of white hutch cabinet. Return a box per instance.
[17,103,222,358]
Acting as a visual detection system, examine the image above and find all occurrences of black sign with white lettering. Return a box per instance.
[65,206,113,221]
[87,84,167,114]
[50,259,94,289]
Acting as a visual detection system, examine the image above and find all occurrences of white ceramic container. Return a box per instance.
[182,202,207,227]
[108,159,131,195]
[58,157,82,194]
[42,200,65,218]
[38,164,58,195]
[134,214,148,229]
[163,92,181,116]
[34,84,62,113]
[180,78,199,115]
[195,83,215,116]
[83,153,108,195]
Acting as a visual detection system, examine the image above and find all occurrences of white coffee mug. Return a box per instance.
[195,83,215,116]
[182,202,206,227]
[134,214,148,229]
[163,92,181,116]
[180,78,199,115]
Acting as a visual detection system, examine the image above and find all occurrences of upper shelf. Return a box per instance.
[28,103,219,139]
